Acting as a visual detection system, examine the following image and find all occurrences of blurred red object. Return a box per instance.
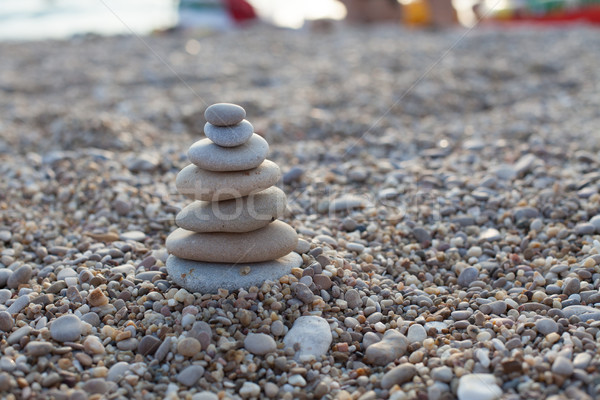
[509,6,600,24]
[223,0,257,24]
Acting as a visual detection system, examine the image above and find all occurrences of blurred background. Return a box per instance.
[2,0,600,41]
[1,0,599,157]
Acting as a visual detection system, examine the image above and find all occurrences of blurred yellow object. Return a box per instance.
[401,0,431,25]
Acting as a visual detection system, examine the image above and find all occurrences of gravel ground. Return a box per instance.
[1,23,600,400]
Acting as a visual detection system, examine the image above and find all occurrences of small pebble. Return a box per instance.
[178,337,202,357]
[244,333,277,355]
[50,314,82,342]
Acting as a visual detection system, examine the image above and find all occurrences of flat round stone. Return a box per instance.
[188,134,268,172]
[204,120,253,148]
[176,187,287,233]
[166,252,302,293]
[166,220,298,263]
[204,103,246,127]
[175,160,281,201]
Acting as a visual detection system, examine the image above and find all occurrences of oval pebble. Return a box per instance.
[188,134,268,172]
[204,103,246,126]
[50,314,82,342]
[204,120,253,148]
[244,333,276,355]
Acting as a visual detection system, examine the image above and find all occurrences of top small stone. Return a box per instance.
[205,103,246,127]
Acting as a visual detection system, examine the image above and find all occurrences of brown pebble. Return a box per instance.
[177,337,201,357]
[0,311,14,332]
[87,288,109,307]
[313,274,332,290]
[138,335,161,356]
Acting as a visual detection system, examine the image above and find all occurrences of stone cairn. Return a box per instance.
[166,103,302,293]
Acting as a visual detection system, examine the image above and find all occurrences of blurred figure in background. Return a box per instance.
[341,0,458,27]
[178,0,257,30]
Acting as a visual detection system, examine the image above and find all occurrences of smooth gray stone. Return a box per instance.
[188,134,268,172]
[204,103,246,126]
[176,187,286,233]
[204,120,253,148]
[562,305,600,321]
[166,252,302,293]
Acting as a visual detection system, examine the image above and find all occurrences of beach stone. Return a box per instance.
[381,364,417,389]
[431,366,453,382]
[120,230,146,241]
[204,120,253,147]
[535,318,558,335]
[0,311,13,332]
[479,228,501,242]
[81,312,100,327]
[0,230,11,242]
[590,215,600,232]
[457,267,478,288]
[573,352,592,369]
[329,195,369,213]
[193,392,219,400]
[479,301,507,315]
[494,165,517,180]
[283,316,332,359]
[513,207,539,221]
[166,220,297,263]
[167,252,301,293]
[0,270,11,288]
[294,283,314,304]
[552,356,573,376]
[177,365,205,386]
[188,134,268,172]
[563,278,580,295]
[575,223,595,235]
[7,326,30,346]
[562,305,600,321]
[25,341,53,357]
[56,268,77,281]
[345,289,362,309]
[178,337,201,357]
[175,160,281,201]
[271,320,285,336]
[0,372,11,392]
[127,154,159,172]
[313,274,332,290]
[83,336,105,355]
[412,227,431,244]
[154,336,172,362]
[407,324,427,344]
[364,330,408,366]
[7,264,32,289]
[83,378,108,394]
[451,310,473,320]
[138,335,161,356]
[176,187,286,233]
[7,295,30,314]
[283,166,304,184]
[107,362,129,382]
[239,382,261,398]
[514,153,537,177]
[244,333,276,355]
[457,374,502,400]
[50,314,81,342]
[204,103,246,126]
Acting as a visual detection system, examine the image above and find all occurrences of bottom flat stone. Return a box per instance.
[166,252,302,293]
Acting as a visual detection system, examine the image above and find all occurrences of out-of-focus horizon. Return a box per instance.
[0,0,599,41]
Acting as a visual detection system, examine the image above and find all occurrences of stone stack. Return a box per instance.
[166,103,302,293]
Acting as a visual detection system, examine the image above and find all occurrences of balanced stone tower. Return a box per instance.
[166,103,303,293]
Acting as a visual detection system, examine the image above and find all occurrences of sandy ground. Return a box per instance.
[1,23,600,399]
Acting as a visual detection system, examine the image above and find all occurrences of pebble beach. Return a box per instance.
[1,23,600,399]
